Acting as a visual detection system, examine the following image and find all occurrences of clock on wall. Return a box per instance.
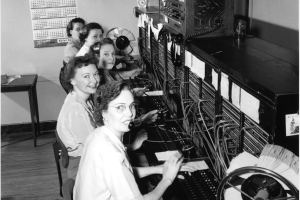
[137,0,147,8]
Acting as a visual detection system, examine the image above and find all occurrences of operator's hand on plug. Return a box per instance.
[141,110,158,124]
[176,163,197,179]
[162,152,184,184]
[115,62,127,69]
[156,159,196,179]
[133,87,148,97]
[129,129,148,151]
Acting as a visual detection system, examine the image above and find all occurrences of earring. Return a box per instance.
[70,79,76,86]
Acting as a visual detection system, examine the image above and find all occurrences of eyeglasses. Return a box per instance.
[109,103,136,113]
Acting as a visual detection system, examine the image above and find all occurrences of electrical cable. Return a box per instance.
[197,100,215,147]
[135,76,153,85]
[184,25,222,43]
[189,103,217,165]
[214,119,233,150]
[215,124,228,176]
[155,125,186,135]
[238,126,256,154]
[193,117,220,174]
[151,62,163,90]
[146,138,192,143]
[215,123,237,173]
[222,125,239,155]
[178,81,195,135]
[196,100,229,178]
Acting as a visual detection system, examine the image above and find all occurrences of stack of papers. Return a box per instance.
[155,150,179,161]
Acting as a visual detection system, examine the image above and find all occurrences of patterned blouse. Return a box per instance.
[57,91,96,157]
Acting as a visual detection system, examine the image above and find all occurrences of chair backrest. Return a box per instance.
[55,130,69,168]
[52,140,63,197]
[59,61,69,93]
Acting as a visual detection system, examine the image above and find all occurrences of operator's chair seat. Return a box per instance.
[52,130,70,197]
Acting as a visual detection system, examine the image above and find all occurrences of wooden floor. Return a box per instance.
[1,131,67,200]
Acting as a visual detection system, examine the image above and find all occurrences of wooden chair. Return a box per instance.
[52,130,69,197]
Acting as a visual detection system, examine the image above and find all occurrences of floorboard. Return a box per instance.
[1,132,67,200]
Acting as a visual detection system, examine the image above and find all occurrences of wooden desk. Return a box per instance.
[2,74,40,147]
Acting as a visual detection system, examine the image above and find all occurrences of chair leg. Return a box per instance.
[53,142,63,197]
[62,179,75,200]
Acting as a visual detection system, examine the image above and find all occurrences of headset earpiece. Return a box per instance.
[128,122,135,130]
[92,45,100,56]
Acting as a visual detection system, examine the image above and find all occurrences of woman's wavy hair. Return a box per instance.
[66,17,85,37]
[93,81,130,127]
[63,54,100,92]
[79,22,104,45]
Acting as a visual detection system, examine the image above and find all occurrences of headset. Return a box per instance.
[91,42,101,56]
[128,121,135,130]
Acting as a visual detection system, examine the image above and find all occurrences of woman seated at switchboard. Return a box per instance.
[57,54,101,180]
[64,17,86,64]
[89,38,158,126]
[57,54,149,180]
[73,81,195,200]
[76,22,104,57]
[75,23,134,69]
[90,38,145,96]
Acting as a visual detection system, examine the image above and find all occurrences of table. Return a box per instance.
[2,74,40,147]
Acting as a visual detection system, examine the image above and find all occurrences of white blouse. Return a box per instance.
[76,45,90,57]
[74,126,142,200]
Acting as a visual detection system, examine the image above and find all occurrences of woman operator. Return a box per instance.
[74,81,195,200]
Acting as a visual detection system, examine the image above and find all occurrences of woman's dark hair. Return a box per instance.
[89,38,116,56]
[79,22,104,44]
[93,81,131,127]
[66,17,85,37]
[63,54,100,92]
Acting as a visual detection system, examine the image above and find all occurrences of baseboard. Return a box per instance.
[1,120,57,137]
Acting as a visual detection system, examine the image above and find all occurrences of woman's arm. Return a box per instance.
[109,68,142,80]
[134,110,158,127]
[132,166,162,178]
[106,152,194,200]
[126,129,148,152]
[132,162,196,179]
[135,152,184,200]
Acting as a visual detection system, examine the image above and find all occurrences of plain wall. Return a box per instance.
[1,0,298,125]
[250,0,299,51]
